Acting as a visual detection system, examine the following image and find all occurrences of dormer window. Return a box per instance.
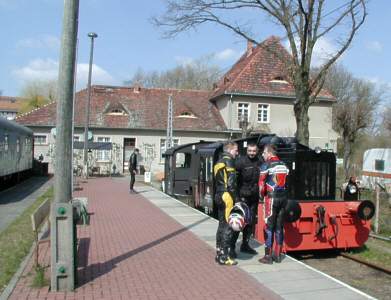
[107,108,127,116]
[176,111,197,118]
[269,76,288,84]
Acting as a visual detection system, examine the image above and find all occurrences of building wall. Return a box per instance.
[215,95,338,151]
[29,126,228,175]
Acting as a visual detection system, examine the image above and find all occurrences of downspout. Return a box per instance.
[229,94,233,139]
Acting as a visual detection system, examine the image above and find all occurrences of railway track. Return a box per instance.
[340,252,391,275]
[292,250,391,299]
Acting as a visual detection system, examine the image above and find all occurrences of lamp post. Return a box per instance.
[83,32,98,178]
[239,114,249,138]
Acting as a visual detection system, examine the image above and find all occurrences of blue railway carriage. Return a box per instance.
[0,118,34,190]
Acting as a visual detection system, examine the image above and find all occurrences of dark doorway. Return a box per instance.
[123,138,136,173]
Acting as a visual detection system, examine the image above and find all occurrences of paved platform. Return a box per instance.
[0,176,52,233]
[5,177,374,299]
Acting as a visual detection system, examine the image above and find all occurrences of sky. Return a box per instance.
[0,0,390,102]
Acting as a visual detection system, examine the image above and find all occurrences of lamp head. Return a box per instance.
[88,32,98,38]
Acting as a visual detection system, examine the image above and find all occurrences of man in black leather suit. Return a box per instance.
[231,143,261,257]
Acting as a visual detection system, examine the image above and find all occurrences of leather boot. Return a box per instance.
[258,247,273,264]
[218,248,238,266]
[229,246,237,259]
[272,244,283,263]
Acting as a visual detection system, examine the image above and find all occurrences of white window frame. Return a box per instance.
[160,138,179,162]
[96,136,111,161]
[34,134,48,145]
[237,102,250,122]
[257,103,270,123]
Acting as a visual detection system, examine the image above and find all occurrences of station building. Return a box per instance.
[15,36,337,176]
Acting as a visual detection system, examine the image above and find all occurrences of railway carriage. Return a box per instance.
[0,118,34,190]
[163,134,375,252]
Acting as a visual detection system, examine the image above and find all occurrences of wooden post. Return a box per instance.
[374,185,380,234]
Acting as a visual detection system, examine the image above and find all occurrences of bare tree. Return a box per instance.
[19,80,58,114]
[154,0,367,145]
[382,106,391,136]
[125,56,222,90]
[324,64,381,178]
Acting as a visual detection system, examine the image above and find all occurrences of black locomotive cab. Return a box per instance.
[163,141,212,201]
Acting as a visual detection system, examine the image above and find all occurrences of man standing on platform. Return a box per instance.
[230,143,260,258]
[129,148,139,193]
[214,141,239,266]
[258,144,289,264]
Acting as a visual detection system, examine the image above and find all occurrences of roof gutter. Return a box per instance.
[223,91,334,102]
[19,124,240,135]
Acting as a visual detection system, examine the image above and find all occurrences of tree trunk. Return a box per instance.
[294,102,310,146]
[343,136,352,179]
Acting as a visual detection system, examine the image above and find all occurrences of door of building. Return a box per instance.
[123,138,136,173]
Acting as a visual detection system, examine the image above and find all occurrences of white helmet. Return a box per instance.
[228,212,246,232]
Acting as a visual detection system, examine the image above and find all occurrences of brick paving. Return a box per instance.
[8,177,280,300]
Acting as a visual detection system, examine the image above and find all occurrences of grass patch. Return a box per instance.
[0,187,53,294]
[350,238,391,270]
[31,264,49,288]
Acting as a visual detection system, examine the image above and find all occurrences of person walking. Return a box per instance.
[230,143,261,258]
[129,148,139,193]
[214,141,239,265]
[258,144,289,264]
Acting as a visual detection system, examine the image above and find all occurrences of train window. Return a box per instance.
[16,138,20,153]
[375,159,385,171]
[175,153,191,168]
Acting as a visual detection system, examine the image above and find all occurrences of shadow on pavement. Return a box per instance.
[0,176,51,205]
[77,216,211,286]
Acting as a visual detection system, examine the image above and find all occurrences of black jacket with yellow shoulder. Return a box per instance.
[213,152,238,198]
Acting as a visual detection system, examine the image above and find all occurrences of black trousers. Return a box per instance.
[129,171,135,190]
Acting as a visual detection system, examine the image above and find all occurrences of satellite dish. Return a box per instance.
[50,127,56,138]
[88,131,93,141]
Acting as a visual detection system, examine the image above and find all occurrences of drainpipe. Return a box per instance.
[229,94,233,139]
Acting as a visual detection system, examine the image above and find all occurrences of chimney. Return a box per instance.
[247,40,254,57]
[133,85,141,93]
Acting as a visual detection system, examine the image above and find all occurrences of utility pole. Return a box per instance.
[165,94,173,150]
[83,32,98,179]
[51,0,79,291]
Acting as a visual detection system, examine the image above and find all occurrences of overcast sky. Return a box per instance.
[0,0,390,102]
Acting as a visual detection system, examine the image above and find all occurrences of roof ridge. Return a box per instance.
[226,38,274,91]
[15,100,56,120]
[91,84,210,93]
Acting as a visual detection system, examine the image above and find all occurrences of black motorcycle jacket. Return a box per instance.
[214,152,237,198]
[236,155,261,198]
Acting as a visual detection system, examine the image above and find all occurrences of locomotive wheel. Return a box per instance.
[284,200,301,223]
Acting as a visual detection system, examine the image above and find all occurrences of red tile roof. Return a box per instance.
[15,86,227,131]
[211,36,333,100]
[0,96,25,112]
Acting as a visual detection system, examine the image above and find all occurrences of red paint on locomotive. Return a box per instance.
[255,200,373,251]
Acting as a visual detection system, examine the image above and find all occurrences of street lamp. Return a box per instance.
[239,114,249,138]
[83,32,98,178]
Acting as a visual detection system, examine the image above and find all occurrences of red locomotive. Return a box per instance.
[163,134,375,252]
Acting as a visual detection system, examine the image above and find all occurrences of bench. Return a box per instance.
[31,198,51,267]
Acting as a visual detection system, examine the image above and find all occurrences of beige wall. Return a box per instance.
[29,126,228,175]
[215,95,337,151]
